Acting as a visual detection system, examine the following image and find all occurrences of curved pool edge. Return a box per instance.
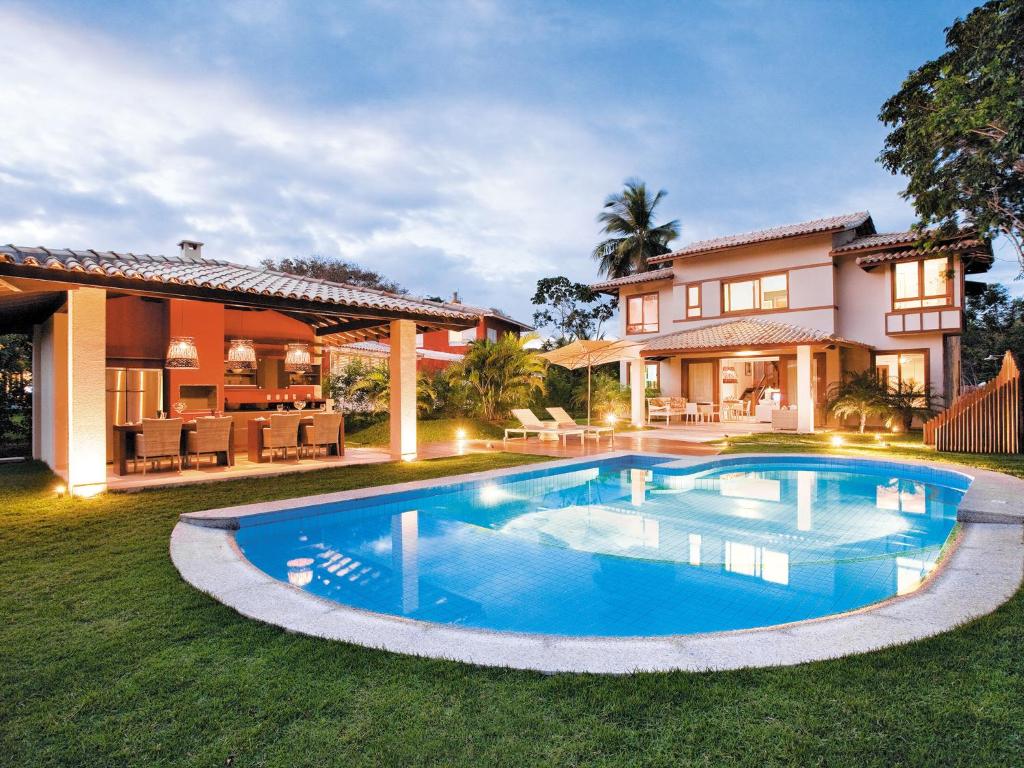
[170,452,1024,674]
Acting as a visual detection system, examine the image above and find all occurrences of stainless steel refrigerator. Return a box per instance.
[105,368,163,462]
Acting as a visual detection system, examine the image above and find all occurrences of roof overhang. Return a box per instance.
[0,263,478,343]
[641,340,867,359]
[590,268,675,294]
[852,243,994,275]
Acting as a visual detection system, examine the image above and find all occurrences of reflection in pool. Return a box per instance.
[235,457,967,637]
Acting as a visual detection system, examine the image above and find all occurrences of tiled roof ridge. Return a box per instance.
[650,211,871,263]
[590,267,674,291]
[640,317,863,353]
[831,227,981,254]
[0,244,477,320]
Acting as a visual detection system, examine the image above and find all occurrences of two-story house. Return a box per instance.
[591,212,993,431]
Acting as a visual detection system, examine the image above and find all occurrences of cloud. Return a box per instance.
[0,6,641,319]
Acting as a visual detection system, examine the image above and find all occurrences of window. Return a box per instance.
[486,327,498,342]
[686,284,701,318]
[415,333,424,348]
[447,328,476,346]
[893,258,951,309]
[626,292,659,333]
[874,351,927,389]
[722,273,788,313]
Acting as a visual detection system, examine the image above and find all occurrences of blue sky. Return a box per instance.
[0,0,1018,324]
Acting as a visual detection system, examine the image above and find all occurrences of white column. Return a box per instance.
[629,356,646,427]
[389,319,417,461]
[66,287,107,496]
[796,344,814,434]
[31,324,42,460]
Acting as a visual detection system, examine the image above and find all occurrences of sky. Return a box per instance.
[0,0,1019,326]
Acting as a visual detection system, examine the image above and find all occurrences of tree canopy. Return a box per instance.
[878,0,1024,269]
[961,282,1024,383]
[592,179,680,279]
[260,255,406,294]
[531,276,616,343]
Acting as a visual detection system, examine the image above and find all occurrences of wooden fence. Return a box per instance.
[924,351,1021,453]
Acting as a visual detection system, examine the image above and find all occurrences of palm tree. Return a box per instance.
[826,370,890,433]
[350,365,440,416]
[885,380,941,432]
[449,332,547,420]
[592,179,680,279]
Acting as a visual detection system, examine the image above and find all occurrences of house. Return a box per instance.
[591,212,993,431]
[0,241,477,494]
[334,292,533,373]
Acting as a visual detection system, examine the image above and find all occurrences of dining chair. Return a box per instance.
[262,413,303,462]
[300,412,343,458]
[185,416,233,467]
[135,418,183,474]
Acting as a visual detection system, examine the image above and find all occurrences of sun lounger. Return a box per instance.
[504,409,586,444]
[545,407,615,442]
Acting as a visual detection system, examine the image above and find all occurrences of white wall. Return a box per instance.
[834,253,957,399]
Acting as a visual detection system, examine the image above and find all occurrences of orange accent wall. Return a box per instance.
[224,308,314,342]
[106,295,167,365]
[167,298,225,410]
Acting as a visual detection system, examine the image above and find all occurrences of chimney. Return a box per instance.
[178,239,204,258]
[451,290,461,304]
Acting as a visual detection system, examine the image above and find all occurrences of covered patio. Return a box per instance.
[629,318,871,432]
[0,244,478,495]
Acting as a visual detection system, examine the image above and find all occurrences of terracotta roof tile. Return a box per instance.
[0,245,476,322]
[830,231,927,253]
[590,268,674,292]
[855,240,989,266]
[649,212,871,264]
[641,318,864,354]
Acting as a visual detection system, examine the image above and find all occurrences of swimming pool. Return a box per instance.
[234,455,969,637]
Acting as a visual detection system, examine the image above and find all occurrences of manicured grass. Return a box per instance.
[2,450,1023,766]
[347,417,508,445]
[718,430,1024,479]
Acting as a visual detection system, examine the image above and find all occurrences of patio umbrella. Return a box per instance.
[539,339,643,424]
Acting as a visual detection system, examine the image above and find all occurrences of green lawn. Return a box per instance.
[347,417,508,445]
[718,430,1024,479]
[1,450,1023,766]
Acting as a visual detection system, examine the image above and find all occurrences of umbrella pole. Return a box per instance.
[587,362,592,426]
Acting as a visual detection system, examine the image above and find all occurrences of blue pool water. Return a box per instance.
[235,456,968,637]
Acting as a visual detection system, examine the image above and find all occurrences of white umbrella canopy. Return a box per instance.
[538,339,643,424]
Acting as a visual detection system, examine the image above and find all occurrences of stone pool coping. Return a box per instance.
[171,452,1024,674]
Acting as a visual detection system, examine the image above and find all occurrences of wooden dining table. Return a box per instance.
[111,420,235,476]
[246,414,345,463]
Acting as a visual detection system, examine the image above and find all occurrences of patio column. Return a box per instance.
[629,356,646,427]
[66,287,107,496]
[796,344,815,433]
[389,319,417,461]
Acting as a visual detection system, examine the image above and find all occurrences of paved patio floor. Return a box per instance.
[105,427,725,492]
